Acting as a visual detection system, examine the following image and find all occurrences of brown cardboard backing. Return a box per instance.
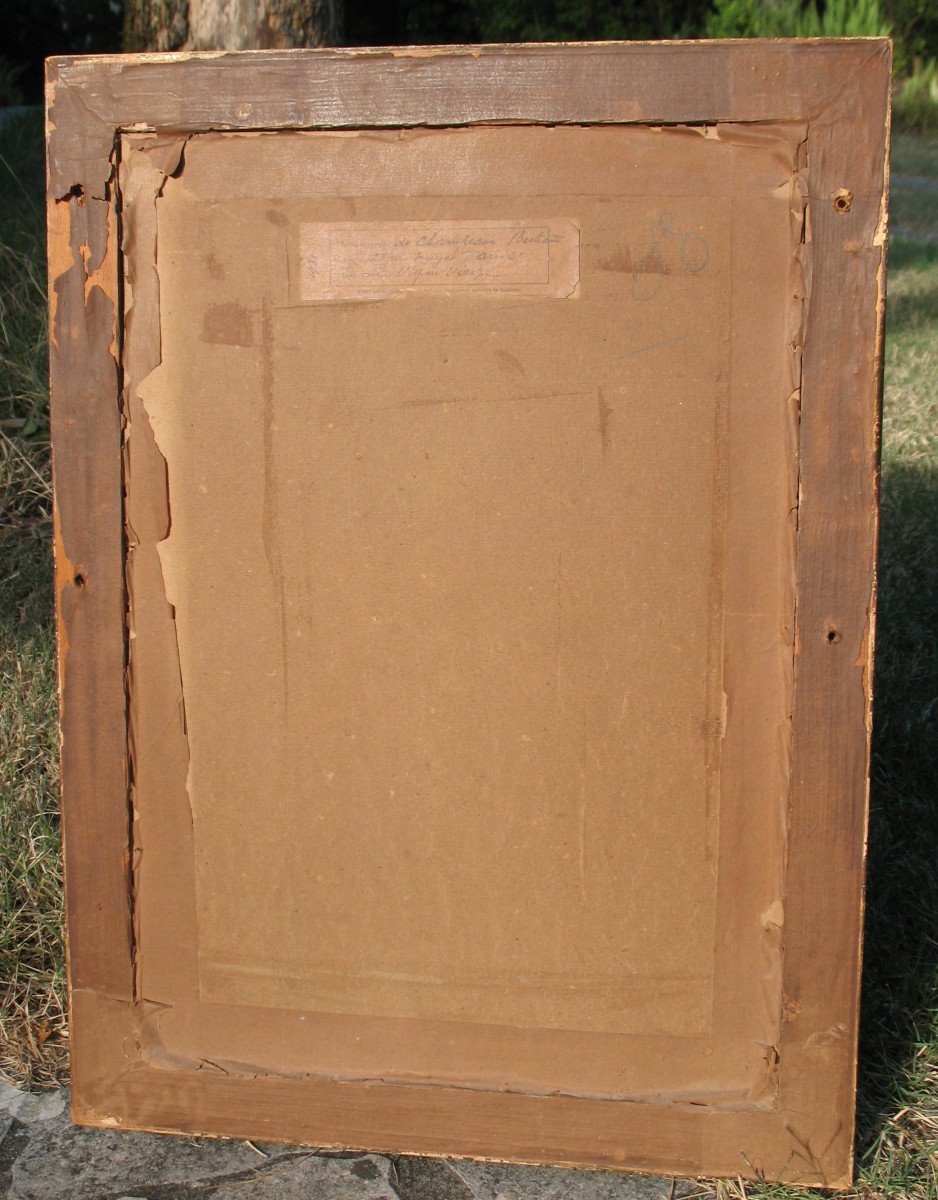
[121,122,804,1105]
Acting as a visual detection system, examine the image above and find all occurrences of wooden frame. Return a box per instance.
[47,41,890,1189]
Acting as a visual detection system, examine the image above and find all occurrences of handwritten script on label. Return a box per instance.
[299,220,580,301]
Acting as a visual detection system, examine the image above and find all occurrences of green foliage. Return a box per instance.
[467,0,708,42]
[706,0,892,39]
[894,59,938,134]
[348,0,713,46]
[883,0,938,73]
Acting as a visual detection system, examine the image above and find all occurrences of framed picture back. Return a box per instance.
[47,40,890,1189]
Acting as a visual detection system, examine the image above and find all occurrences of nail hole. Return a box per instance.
[827,627,841,644]
[833,189,852,214]
[55,183,85,205]
[73,573,85,589]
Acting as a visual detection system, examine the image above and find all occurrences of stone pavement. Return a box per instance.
[0,1083,700,1200]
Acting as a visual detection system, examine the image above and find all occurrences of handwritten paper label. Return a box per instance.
[299,220,579,301]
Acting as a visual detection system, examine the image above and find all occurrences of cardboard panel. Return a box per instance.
[119,122,801,1104]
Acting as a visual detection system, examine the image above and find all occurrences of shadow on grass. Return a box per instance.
[859,235,938,1179]
[855,457,938,1171]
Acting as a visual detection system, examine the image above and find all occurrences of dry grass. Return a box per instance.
[0,619,66,1087]
[0,109,65,1088]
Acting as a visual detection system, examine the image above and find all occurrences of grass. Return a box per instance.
[892,132,938,180]
[0,108,65,1089]
[0,107,935,1193]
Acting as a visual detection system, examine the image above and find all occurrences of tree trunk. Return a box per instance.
[124,0,344,53]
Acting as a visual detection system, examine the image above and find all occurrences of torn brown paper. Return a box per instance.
[122,121,805,1105]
